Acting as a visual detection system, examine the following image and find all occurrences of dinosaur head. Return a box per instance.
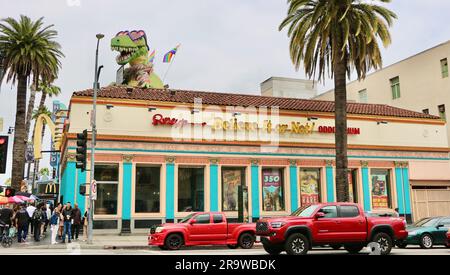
[111,30,149,65]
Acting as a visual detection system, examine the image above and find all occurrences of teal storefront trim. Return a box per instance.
[64,162,76,205]
[402,167,412,214]
[68,147,450,161]
[209,164,219,212]
[166,163,175,221]
[76,169,86,215]
[289,165,299,211]
[251,164,260,219]
[395,168,405,214]
[122,162,133,220]
[362,167,371,212]
[326,166,334,202]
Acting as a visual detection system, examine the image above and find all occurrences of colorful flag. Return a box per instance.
[148,50,156,64]
[163,44,180,63]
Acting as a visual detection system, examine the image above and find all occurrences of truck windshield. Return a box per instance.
[291,205,319,217]
[180,213,197,223]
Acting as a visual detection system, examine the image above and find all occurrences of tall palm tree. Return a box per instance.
[279,0,396,202]
[0,15,63,191]
[37,81,61,111]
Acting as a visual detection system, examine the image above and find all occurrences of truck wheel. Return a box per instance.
[238,233,255,249]
[262,242,283,255]
[372,232,393,255]
[285,233,309,255]
[227,244,239,249]
[419,234,433,249]
[344,245,365,254]
[165,234,183,250]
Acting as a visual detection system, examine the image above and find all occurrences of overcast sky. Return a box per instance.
[1,0,450,183]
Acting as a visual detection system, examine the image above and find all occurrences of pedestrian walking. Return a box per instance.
[26,202,36,236]
[82,210,88,242]
[15,204,30,243]
[71,203,82,241]
[32,203,44,242]
[50,207,60,245]
[61,202,73,243]
[0,205,13,238]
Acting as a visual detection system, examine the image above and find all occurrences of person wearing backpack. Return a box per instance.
[50,207,60,245]
[32,203,44,242]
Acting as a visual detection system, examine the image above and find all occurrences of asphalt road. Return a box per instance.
[0,245,448,255]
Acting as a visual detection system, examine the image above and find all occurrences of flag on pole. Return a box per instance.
[163,44,180,63]
[148,50,156,64]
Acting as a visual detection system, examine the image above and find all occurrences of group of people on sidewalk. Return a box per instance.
[0,201,89,245]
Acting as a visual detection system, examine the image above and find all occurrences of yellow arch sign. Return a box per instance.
[33,114,62,160]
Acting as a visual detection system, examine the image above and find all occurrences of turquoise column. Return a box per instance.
[325,161,335,202]
[402,165,412,216]
[76,169,86,215]
[121,156,133,234]
[251,161,260,220]
[165,158,175,222]
[361,162,371,212]
[394,164,405,214]
[289,160,299,211]
[209,160,219,212]
[64,161,76,204]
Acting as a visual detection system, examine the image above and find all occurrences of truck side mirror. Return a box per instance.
[189,219,197,225]
[315,212,326,219]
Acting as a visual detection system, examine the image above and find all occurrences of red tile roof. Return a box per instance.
[73,87,441,120]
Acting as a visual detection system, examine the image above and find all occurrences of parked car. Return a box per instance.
[148,212,256,250]
[396,216,450,249]
[447,228,450,248]
[256,202,408,255]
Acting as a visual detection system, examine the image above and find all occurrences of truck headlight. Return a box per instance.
[270,222,286,228]
[155,227,164,233]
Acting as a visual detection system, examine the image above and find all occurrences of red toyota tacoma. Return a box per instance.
[256,203,408,255]
[148,212,256,250]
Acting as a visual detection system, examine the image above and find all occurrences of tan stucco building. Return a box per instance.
[315,40,450,221]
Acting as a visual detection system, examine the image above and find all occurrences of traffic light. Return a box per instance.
[79,184,87,196]
[0,136,8,174]
[4,187,15,197]
[76,130,88,172]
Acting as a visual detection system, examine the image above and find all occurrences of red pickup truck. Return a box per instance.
[256,203,407,255]
[148,212,256,250]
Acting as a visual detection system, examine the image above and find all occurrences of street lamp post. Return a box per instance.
[88,33,104,245]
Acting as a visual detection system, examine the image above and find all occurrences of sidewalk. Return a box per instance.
[21,234,150,250]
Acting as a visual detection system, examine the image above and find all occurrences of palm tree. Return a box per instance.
[37,81,61,111]
[279,0,396,202]
[0,15,63,191]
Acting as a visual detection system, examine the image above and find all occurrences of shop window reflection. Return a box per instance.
[178,167,204,212]
[135,166,161,213]
[94,164,119,215]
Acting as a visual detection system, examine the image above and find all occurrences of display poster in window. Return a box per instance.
[222,170,241,211]
[262,170,283,211]
[371,174,389,209]
[300,169,320,206]
[348,171,355,203]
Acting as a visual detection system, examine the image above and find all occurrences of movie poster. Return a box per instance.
[371,172,389,209]
[300,169,320,206]
[262,169,284,211]
[222,169,242,211]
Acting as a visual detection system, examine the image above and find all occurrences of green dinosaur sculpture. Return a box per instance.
[111,30,164,88]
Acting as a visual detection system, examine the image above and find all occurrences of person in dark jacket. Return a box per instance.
[0,205,13,238]
[32,203,44,242]
[15,204,30,243]
[71,203,82,240]
[62,202,73,243]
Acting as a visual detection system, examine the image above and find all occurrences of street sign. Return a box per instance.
[25,142,34,163]
[90,180,97,201]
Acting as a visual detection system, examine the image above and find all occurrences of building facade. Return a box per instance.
[314,40,450,221]
[59,87,449,233]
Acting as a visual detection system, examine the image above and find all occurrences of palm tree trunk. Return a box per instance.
[38,92,47,110]
[11,74,28,191]
[334,55,349,202]
[25,87,36,139]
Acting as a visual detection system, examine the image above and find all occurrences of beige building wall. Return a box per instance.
[314,40,450,143]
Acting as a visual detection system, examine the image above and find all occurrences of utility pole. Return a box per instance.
[88,33,104,245]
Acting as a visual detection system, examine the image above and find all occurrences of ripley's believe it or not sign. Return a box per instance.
[152,114,361,136]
